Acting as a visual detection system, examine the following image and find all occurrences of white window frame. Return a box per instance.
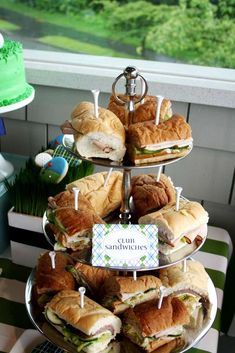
[24,50,235,108]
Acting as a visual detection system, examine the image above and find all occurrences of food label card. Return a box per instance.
[92,224,159,269]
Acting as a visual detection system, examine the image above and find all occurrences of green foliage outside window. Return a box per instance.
[3,0,235,68]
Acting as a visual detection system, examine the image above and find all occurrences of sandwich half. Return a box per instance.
[61,101,126,162]
[107,94,172,125]
[66,171,123,218]
[102,275,162,314]
[69,262,117,300]
[123,296,189,352]
[127,114,193,165]
[45,290,121,353]
[139,200,209,264]
[47,190,105,252]
[159,260,211,329]
[35,251,76,306]
[131,173,175,218]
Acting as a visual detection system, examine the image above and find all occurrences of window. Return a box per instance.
[1,0,235,109]
[1,0,235,69]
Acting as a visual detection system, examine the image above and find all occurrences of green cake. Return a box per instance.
[0,39,34,108]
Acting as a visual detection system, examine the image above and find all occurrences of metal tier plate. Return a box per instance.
[42,211,207,271]
[62,134,193,170]
[25,266,217,353]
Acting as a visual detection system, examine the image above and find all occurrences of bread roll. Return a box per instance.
[74,262,117,296]
[127,114,192,165]
[102,275,162,314]
[64,101,126,162]
[159,260,209,298]
[139,200,209,244]
[127,114,191,148]
[107,94,172,125]
[46,290,121,335]
[103,275,162,296]
[159,260,210,329]
[131,173,175,218]
[35,251,76,305]
[45,290,122,353]
[66,171,123,218]
[123,296,189,352]
[47,189,105,252]
[48,189,95,212]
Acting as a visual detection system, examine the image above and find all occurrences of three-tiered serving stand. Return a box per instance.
[26,67,217,353]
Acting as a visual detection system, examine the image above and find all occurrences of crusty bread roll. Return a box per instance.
[159,260,209,298]
[47,189,105,252]
[66,171,123,218]
[123,296,189,352]
[62,101,126,162]
[48,189,95,212]
[159,260,210,329]
[49,207,105,251]
[139,200,208,264]
[35,251,76,296]
[102,275,162,314]
[46,290,121,335]
[104,275,161,296]
[131,297,189,336]
[128,114,191,147]
[107,94,172,125]
[74,262,117,297]
[131,173,175,218]
[127,114,192,165]
[139,200,209,244]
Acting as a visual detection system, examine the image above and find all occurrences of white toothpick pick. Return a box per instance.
[155,95,164,125]
[49,251,56,269]
[133,271,137,281]
[104,168,113,187]
[175,186,183,212]
[72,187,80,211]
[158,286,165,309]
[183,259,187,272]
[79,287,86,308]
[91,89,100,119]
[156,166,163,182]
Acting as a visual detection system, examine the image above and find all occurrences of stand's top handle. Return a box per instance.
[112,66,148,112]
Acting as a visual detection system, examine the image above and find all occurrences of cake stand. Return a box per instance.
[25,266,217,353]
[26,66,216,353]
[0,87,35,182]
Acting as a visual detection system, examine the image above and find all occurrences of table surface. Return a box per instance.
[0,225,232,353]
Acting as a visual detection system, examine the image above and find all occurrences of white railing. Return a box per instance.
[24,50,235,109]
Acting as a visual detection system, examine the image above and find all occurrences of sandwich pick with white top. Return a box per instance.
[78,287,86,308]
[175,186,183,211]
[91,89,100,119]
[72,187,80,210]
[49,251,56,269]
[155,95,164,125]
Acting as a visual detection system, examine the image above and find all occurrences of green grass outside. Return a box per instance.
[39,35,135,58]
[0,0,139,48]
[0,18,20,30]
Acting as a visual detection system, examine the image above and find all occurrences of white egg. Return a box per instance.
[0,33,4,49]
[35,152,52,167]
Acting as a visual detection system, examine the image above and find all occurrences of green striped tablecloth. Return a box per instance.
[0,225,232,353]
